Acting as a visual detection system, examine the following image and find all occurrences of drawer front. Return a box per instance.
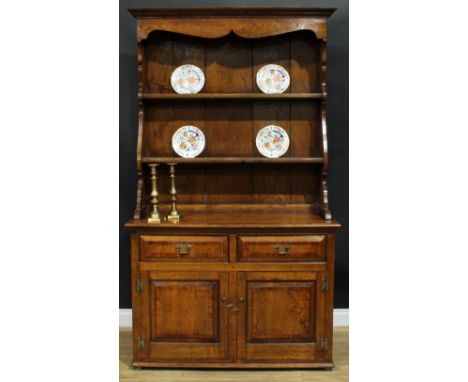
[237,235,326,262]
[140,235,228,262]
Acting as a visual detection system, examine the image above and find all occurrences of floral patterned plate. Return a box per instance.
[171,64,205,94]
[256,64,290,94]
[256,125,290,158]
[172,125,206,158]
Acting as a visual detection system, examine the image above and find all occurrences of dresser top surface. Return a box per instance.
[126,204,340,230]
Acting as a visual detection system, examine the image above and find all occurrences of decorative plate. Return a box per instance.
[256,64,290,94]
[256,125,290,158]
[172,125,206,158]
[171,65,205,94]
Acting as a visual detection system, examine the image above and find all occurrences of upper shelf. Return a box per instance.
[142,157,324,164]
[141,93,323,101]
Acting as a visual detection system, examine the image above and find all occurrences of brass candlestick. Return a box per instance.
[147,164,163,223]
[166,163,181,223]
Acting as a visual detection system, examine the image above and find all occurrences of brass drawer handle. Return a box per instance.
[274,244,290,255]
[176,244,192,255]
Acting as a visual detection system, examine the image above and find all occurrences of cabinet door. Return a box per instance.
[140,271,229,362]
[237,271,326,363]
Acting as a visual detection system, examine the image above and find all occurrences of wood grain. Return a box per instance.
[290,31,321,93]
[151,280,218,341]
[204,102,253,156]
[136,17,330,41]
[126,204,340,229]
[204,165,254,204]
[140,235,228,262]
[290,101,322,157]
[205,35,252,93]
[145,31,173,93]
[237,235,326,262]
[248,281,315,342]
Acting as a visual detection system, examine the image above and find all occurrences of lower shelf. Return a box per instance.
[132,361,335,369]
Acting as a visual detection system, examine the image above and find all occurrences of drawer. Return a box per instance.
[140,235,228,262]
[237,235,326,262]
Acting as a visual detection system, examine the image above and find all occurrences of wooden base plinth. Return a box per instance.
[131,361,335,369]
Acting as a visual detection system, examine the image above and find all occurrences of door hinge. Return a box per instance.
[320,337,328,351]
[322,278,329,292]
[137,278,143,292]
[138,337,144,350]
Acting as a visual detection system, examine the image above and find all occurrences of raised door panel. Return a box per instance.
[237,271,326,363]
[141,271,229,362]
[247,281,315,342]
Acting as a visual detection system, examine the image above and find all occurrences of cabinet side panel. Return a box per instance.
[130,233,142,362]
[324,234,336,361]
